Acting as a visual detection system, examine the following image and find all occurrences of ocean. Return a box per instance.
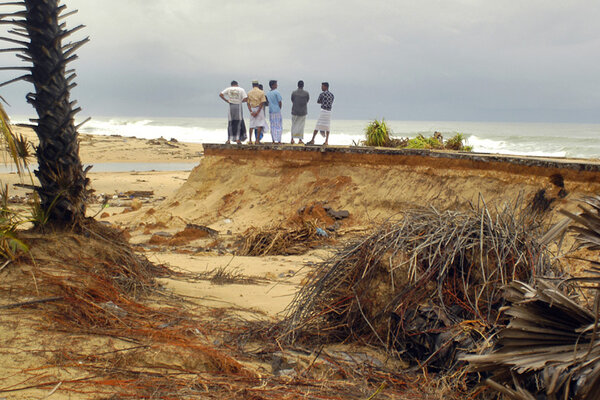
[14,116,600,160]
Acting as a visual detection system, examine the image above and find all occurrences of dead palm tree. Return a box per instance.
[0,0,89,228]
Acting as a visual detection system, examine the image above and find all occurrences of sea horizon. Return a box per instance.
[10,115,600,160]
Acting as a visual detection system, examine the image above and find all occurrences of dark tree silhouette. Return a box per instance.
[0,0,89,228]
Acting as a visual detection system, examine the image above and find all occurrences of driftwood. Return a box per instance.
[0,296,62,309]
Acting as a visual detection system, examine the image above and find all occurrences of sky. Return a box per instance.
[0,0,599,122]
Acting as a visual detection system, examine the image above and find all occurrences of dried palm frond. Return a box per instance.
[239,219,329,256]
[561,195,600,251]
[276,196,560,372]
[464,280,600,400]
[464,194,600,399]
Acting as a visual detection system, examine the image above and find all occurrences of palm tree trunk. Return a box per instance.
[23,0,88,227]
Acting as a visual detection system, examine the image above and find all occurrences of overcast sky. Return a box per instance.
[1,0,599,122]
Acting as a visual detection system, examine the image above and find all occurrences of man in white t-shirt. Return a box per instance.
[219,80,248,144]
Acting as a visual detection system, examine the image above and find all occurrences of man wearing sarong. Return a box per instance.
[219,80,248,144]
[265,80,283,144]
[307,82,334,146]
[290,80,309,144]
[258,84,269,141]
[246,80,267,144]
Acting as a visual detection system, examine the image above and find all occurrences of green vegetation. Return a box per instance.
[406,134,443,149]
[364,119,391,147]
[363,119,472,152]
[444,133,473,151]
[0,185,28,260]
[0,105,31,260]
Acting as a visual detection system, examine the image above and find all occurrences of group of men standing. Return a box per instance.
[219,80,334,145]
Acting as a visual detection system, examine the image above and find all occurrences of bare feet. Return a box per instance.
[248,141,253,145]
[291,139,295,144]
[306,140,314,145]
[226,140,231,144]
[323,141,328,146]
[299,139,304,144]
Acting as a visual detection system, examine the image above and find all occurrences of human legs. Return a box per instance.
[307,130,318,145]
[291,115,305,144]
[255,127,262,144]
[309,110,330,145]
[269,112,283,143]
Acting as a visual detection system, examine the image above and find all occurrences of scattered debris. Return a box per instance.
[239,220,330,256]
[327,209,350,220]
[531,188,554,213]
[240,203,350,256]
[276,196,561,375]
[167,224,218,246]
[125,190,154,198]
[148,137,178,147]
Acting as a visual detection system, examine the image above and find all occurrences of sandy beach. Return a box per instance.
[1,127,315,316]
[2,125,600,398]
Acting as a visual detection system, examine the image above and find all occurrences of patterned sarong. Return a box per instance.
[269,112,283,143]
[227,103,247,142]
[291,115,306,139]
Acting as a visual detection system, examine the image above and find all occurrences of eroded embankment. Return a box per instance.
[143,144,600,232]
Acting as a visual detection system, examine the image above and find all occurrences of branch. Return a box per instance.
[0,296,63,309]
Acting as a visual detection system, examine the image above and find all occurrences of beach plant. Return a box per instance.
[0,185,28,260]
[404,132,472,151]
[0,103,31,259]
[364,119,391,147]
[0,0,90,228]
[444,133,472,151]
[406,134,443,149]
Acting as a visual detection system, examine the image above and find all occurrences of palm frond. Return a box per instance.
[464,280,600,399]
[0,102,26,174]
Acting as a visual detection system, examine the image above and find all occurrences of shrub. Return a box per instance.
[362,120,472,152]
[364,119,391,147]
[444,133,471,151]
[406,134,443,149]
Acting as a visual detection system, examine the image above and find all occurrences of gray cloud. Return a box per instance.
[0,0,599,122]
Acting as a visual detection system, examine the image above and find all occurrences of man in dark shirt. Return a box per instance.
[290,80,310,144]
[307,82,334,146]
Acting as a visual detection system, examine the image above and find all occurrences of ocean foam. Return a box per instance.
[10,116,600,159]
